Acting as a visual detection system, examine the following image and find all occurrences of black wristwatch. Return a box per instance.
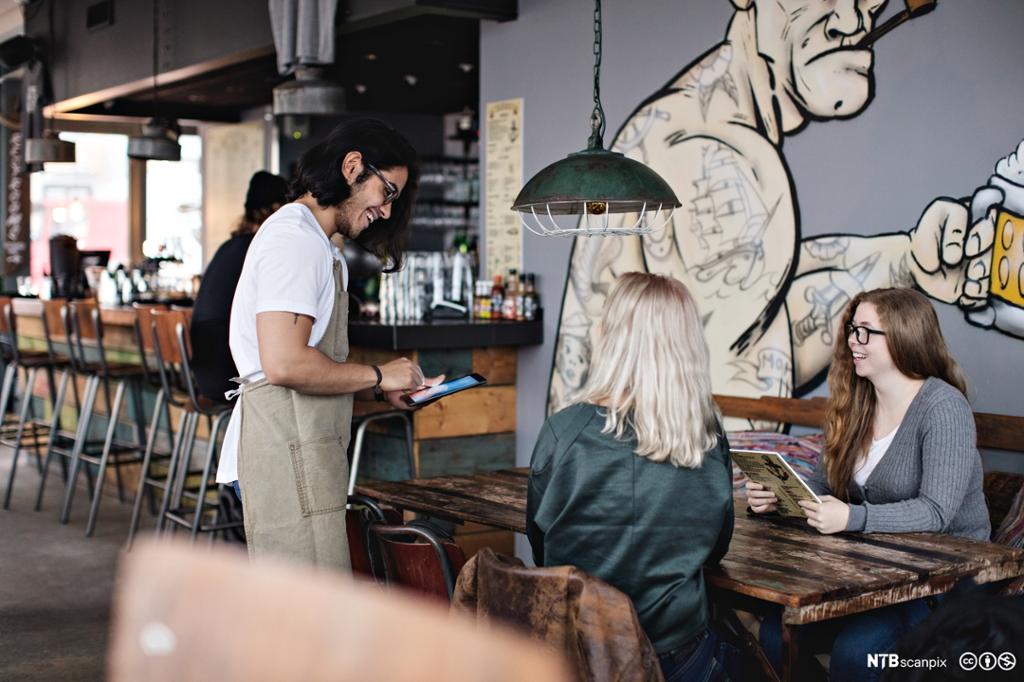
[372,365,385,402]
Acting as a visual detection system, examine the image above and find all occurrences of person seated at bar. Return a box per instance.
[190,171,289,403]
[527,272,735,682]
[748,287,990,682]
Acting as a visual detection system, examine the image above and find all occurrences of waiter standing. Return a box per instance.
[217,118,438,569]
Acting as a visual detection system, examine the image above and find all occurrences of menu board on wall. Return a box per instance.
[4,131,29,276]
[484,98,523,279]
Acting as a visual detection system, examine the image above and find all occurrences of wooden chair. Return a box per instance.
[147,308,240,543]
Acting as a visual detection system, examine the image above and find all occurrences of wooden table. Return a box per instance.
[356,468,1024,682]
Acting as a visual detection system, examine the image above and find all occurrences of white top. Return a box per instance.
[853,425,899,487]
[216,203,348,484]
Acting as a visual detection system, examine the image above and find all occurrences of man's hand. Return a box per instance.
[799,495,850,534]
[383,374,445,411]
[378,357,425,392]
[908,198,994,305]
[745,480,778,514]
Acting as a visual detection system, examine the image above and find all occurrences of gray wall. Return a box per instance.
[480,0,1024,499]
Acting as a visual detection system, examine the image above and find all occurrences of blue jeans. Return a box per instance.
[231,480,241,502]
[760,599,934,682]
[658,629,731,682]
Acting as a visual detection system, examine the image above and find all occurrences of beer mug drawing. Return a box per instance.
[968,140,1024,339]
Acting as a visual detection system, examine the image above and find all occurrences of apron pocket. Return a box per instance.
[289,435,347,517]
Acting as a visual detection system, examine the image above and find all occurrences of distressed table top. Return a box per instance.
[355,468,1024,624]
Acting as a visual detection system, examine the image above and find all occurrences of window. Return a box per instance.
[144,134,203,275]
[28,133,130,290]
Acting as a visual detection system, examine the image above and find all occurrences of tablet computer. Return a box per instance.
[731,449,822,518]
[400,373,487,407]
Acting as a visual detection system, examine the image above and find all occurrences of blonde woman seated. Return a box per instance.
[528,273,734,682]
[748,287,989,682]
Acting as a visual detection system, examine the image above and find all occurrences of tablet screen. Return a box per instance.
[403,374,486,405]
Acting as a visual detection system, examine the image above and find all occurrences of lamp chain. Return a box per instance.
[587,0,606,150]
[151,0,159,118]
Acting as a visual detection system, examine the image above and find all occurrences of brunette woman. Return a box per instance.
[748,287,989,682]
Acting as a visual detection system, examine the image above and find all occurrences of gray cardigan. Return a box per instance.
[807,377,991,541]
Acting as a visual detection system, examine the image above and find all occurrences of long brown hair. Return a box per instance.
[823,288,967,500]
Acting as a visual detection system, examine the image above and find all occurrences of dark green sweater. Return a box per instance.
[527,403,734,654]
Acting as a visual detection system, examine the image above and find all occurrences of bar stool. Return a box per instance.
[35,299,149,535]
[124,303,178,546]
[149,308,241,542]
[1,298,73,509]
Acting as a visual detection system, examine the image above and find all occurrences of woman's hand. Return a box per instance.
[799,495,850,534]
[746,480,778,514]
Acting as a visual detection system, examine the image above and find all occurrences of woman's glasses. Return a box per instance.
[365,162,400,205]
[844,323,886,344]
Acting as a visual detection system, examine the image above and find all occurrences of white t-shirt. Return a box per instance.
[216,203,348,484]
[853,425,899,487]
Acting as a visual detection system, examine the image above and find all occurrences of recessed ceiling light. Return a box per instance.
[365,53,377,61]
[403,74,418,86]
[355,84,367,94]
[458,63,474,73]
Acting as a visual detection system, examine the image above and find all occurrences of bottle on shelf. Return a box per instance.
[475,280,491,319]
[503,269,519,320]
[490,275,504,319]
[515,272,526,321]
[524,273,540,321]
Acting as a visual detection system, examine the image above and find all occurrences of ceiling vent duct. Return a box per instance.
[270,0,344,116]
[128,117,181,161]
[272,66,345,116]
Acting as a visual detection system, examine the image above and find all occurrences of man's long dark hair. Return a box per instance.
[289,118,419,272]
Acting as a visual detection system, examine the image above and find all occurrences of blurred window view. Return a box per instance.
[28,133,130,291]
[25,132,205,296]
[145,134,203,276]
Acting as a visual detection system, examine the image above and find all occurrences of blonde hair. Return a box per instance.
[576,272,719,468]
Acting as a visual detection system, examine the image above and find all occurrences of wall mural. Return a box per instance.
[548,0,1024,417]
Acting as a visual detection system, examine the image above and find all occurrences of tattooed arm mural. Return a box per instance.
[548,0,1013,415]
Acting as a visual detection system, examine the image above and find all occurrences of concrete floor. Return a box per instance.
[0,445,175,681]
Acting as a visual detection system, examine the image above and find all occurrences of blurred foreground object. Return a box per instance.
[108,540,570,682]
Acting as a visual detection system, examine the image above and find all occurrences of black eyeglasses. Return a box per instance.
[364,162,400,205]
[845,322,886,345]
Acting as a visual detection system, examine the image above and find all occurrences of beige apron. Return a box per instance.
[236,259,351,571]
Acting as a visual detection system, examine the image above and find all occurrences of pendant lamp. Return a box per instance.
[511,0,680,237]
[128,0,180,161]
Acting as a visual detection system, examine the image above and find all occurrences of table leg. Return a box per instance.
[781,621,800,682]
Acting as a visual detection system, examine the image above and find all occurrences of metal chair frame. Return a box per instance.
[35,300,150,535]
[348,410,415,498]
[368,520,459,601]
[1,299,75,510]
